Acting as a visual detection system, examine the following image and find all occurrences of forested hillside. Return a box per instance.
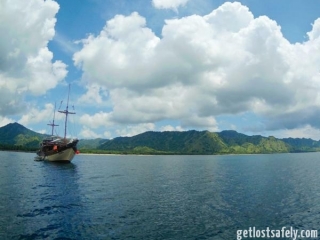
[1,123,320,154]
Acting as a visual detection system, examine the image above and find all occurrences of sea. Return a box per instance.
[0,151,320,240]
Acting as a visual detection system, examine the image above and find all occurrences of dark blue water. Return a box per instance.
[1,151,320,239]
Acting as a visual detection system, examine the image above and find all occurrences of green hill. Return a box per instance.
[1,123,320,154]
[282,137,320,152]
[0,122,46,151]
[98,130,228,154]
[98,130,295,154]
[217,130,290,154]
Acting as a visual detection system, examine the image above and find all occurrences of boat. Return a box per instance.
[34,85,79,162]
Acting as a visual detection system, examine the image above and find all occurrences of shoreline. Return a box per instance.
[1,149,318,156]
[77,151,316,156]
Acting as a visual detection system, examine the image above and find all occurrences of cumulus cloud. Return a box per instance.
[79,126,111,139]
[0,0,67,116]
[74,2,320,135]
[307,18,320,41]
[160,125,184,132]
[80,126,103,139]
[74,12,160,90]
[271,125,320,140]
[79,111,113,129]
[19,103,63,126]
[116,123,155,137]
[152,0,189,11]
[78,84,109,105]
[0,116,14,127]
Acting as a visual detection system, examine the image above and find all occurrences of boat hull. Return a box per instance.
[35,137,79,162]
[44,148,76,162]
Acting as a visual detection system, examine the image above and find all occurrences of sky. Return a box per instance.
[1,0,320,140]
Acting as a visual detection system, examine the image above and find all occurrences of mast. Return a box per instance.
[58,84,75,139]
[47,102,59,136]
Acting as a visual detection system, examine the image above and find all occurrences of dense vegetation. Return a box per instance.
[1,122,320,155]
[97,130,296,154]
[0,143,38,152]
[96,130,320,155]
[0,122,45,152]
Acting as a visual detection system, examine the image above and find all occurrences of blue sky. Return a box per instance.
[1,0,320,139]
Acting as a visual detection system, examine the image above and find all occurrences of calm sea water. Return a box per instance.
[0,151,320,239]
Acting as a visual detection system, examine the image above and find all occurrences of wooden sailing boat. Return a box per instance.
[35,85,79,162]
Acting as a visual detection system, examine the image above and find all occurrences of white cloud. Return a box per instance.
[160,125,184,132]
[0,117,14,127]
[116,123,155,137]
[74,12,160,90]
[152,0,189,11]
[204,2,253,32]
[38,129,47,134]
[79,111,113,129]
[26,48,67,95]
[79,126,103,139]
[181,115,219,131]
[18,103,63,126]
[0,0,67,116]
[78,84,108,105]
[109,85,191,124]
[74,2,320,135]
[103,131,112,139]
[307,18,320,41]
[270,125,320,140]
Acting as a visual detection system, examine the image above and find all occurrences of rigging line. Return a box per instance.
[58,100,63,110]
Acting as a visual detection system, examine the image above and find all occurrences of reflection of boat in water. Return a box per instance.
[35,85,79,162]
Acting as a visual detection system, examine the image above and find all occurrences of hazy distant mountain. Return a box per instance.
[1,123,320,154]
[281,137,320,152]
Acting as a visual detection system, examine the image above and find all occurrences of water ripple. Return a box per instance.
[1,152,320,239]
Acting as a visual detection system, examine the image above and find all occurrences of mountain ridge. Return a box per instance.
[0,122,48,151]
[1,122,320,154]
